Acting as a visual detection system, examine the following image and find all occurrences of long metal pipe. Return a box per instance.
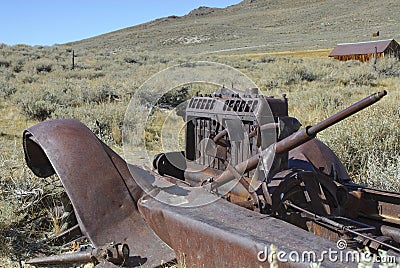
[210,91,387,190]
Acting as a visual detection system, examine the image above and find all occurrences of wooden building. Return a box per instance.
[329,39,400,62]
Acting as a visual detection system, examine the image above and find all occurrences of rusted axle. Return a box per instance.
[25,243,129,266]
[26,251,94,265]
[210,91,387,189]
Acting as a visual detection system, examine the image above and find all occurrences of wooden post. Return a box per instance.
[373,46,377,72]
[72,50,75,70]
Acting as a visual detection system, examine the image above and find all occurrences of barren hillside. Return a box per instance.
[67,0,399,55]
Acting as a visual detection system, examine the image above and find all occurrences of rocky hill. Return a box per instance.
[67,0,399,55]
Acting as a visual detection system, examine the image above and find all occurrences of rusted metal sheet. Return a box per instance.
[138,192,357,268]
[329,39,395,56]
[23,119,175,267]
[345,184,400,226]
[288,138,350,182]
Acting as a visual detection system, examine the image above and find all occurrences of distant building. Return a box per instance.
[329,39,400,62]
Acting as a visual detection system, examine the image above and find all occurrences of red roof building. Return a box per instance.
[329,39,400,62]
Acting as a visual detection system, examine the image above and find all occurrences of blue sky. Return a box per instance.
[1,0,241,46]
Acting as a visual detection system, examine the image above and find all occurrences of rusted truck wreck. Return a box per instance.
[23,88,400,267]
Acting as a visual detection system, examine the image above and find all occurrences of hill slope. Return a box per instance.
[67,0,399,55]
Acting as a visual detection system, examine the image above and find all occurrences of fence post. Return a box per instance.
[72,50,75,70]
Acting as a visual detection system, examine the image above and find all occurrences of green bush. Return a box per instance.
[16,90,58,120]
[12,59,24,73]
[64,69,105,80]
[0,80,16,98]
[53,102,126,145]
[35,61,52,73]
[0,59,10,68]
[81,85,119,103]
[376,57,400,77]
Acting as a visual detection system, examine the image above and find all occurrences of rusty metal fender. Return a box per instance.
[23,119,175,267]
[289,138,350,182]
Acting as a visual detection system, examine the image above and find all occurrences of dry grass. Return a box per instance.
[0,42,399,266]
[221,49,332,60]
[264,49,332,59]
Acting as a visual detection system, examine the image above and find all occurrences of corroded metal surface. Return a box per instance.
[26,243,129,266]
[138,192,356,268]
[23,119,175,267]
[288,138,349,181]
